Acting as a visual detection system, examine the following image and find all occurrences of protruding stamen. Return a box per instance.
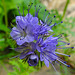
[48,20,52,26]
[57,44,68,47]
[57,33,64,39]
[43,51,60,59]
[28,3,33,13]
[57,47,74,49]
[49,23,57,28]
[57,59,69,67]
[48,15,56,26]
[55,61,60,65]
[17,6,22,16]
[9,55,19,59]
[55,52,71,57]
[58,41,68,44]
[45,12,50,23]
[44,17,51,25]
[57,21,63,25]
[43,9,47,21]
[51,63,57,72]
[49,20,63,29]
[57,41,70,47]
[42,54,57,71]
[35,5,41,17]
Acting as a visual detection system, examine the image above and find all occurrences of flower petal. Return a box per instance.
[30,17,38,25]
[40,53,44,61]
[10,27,21,40]
[44,58,49,67]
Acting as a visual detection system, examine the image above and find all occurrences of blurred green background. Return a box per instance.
[0,0,75,75]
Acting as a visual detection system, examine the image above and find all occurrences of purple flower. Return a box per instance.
[10,3,74,70]
[12,42,36,59]
[36,35,58,67]
[10,13,39,45]
[36,34,73,69]
[28,54,39,66]
[11,42,39,66]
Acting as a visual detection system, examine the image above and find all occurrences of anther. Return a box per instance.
[35,5,41,17]
[64,61,67,63]
[67,43,70,45]
[68,55,71,57]
[67,65,70,67]
[17,6,22,16]
[61,21,63,23]
[28,3,33,13]
[71,47,74,49]
[54,15,56,18]
[48,12,50,14]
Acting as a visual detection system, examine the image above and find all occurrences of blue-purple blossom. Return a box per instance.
[12,42,39,66]
[28,54,39,66]
[13,42,36,59]
[10,13,39,45]
[36,35,73,69]
[10,3,74,70]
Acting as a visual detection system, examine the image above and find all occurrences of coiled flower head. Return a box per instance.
[10,3,74,70]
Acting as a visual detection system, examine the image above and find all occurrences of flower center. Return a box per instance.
[20,27,27,40]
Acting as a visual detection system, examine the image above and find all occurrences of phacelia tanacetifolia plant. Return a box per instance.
[10,3,74,71]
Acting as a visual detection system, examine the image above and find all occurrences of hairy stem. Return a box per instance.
[62,0,70,19]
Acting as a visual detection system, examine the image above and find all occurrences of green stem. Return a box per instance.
[62,0,70,19]
[2,0,8,31]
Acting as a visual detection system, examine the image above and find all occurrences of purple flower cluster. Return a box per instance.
[10,4,74,70]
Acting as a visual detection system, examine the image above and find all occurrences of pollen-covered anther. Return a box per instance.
[68,55,71,57]
[71,47,74,49]
[64,61,67,63]
[67,65,70,67]
[61,21,63,23]
[48,12,50,14]
[28,3,33,13]
[67,43,70,45]
[54,15,56,18]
